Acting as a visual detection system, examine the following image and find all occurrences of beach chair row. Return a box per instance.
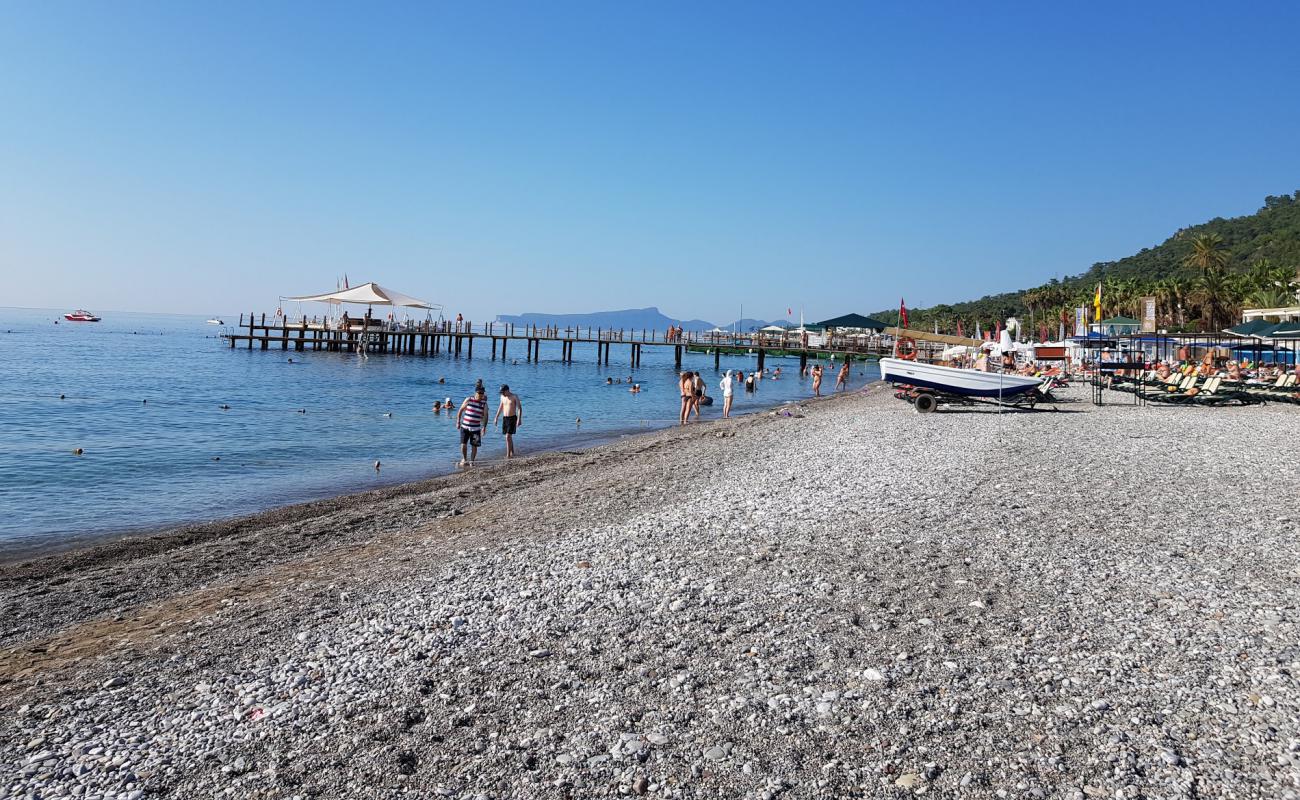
[1112,370,1300,405]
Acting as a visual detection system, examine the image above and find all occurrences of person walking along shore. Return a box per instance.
[493,384,522,459]
[456,385,489,466]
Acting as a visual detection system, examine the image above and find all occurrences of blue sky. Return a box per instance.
[2,1,1298,323]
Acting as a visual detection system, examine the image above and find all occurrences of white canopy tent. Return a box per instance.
[283,282,438,310]
[758,324,788,333]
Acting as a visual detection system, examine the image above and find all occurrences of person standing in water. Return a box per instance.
[836,361,850,391]
[691,371,705,420]
[493,384,522,459]
[678,371,693,425]
[719,370,735,418]
[456,385,489,466]
[811,364,823,396]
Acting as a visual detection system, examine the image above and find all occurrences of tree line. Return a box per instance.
[872,192,1300,337]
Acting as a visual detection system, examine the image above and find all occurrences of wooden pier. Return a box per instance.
[222,313,961,369]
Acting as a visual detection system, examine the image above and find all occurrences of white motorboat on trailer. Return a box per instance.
[879,357,1050,413]
[879,358,1041,397]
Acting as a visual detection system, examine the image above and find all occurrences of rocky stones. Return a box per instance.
[3,384,1299,799]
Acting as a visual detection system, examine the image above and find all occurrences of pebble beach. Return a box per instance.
[2,383,1298,799]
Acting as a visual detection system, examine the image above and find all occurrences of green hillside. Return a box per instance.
[874,191,1300,334]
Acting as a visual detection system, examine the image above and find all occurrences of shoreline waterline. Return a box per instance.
[0,387,871,566]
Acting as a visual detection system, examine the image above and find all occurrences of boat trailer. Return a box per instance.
[892,382,1058,414]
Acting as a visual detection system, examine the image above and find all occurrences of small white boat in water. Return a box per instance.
[206,318,224,325]
[880,357,1043,404]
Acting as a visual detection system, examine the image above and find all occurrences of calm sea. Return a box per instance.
[0,308,879,555]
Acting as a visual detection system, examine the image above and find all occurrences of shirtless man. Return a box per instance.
[811,364,823,396]
[493,384,523,459]
[835,361,849,391]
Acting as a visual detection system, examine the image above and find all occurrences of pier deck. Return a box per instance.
[221,314,952,369]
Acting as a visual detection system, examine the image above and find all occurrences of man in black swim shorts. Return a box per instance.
[493,384,523,459]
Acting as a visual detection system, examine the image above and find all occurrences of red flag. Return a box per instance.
[899,298,909,328]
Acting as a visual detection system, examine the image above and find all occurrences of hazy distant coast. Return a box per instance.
[495,306,787,332]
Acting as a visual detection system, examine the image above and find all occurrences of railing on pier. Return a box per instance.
[226,313,949,362]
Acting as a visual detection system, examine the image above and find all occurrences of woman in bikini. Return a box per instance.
[679,371,694,425]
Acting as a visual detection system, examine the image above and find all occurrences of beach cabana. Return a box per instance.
[1091,316,1141,337]
[1224,319,1277,338]
[1268,320,1300,338]
[284,282,437,310]
[810,313,888,332]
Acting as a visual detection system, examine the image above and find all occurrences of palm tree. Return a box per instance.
[1192,266,1241,331]
[1184,233,1230,276]
[1244,259,1300,308]
[1153,278,1179,328]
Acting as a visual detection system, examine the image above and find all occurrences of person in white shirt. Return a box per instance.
[719,370,735,418]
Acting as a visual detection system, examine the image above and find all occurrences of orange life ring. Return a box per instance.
[896,336,917,360]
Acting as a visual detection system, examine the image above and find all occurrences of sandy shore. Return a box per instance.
[3,384,1299,799]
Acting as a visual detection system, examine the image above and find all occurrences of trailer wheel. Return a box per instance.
[915,393,938,414]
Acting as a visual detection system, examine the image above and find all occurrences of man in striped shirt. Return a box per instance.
[456,385,489,466]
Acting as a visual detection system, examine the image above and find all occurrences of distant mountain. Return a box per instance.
[495,306,789,333]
